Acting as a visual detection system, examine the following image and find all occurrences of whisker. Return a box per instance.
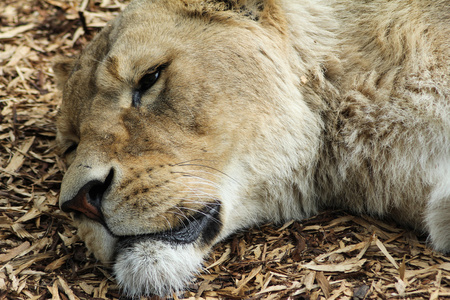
[170,180,217,200]
[171,159,216,166]
[171,171,221,189]
[176,188,218,199]
[170,209,192,227]
[177,206,222,225]
[175,178,219,190]
[173,168,226,181]
[173,162,241,186]
[170,198,220,210]
[161,215,173,233]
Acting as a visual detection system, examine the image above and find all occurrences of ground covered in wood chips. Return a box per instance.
[1,1,449,299]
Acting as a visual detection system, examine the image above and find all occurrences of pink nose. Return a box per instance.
[60,169,114,223]
[62,192,103,222]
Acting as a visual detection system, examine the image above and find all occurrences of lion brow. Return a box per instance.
[106,56,124,82]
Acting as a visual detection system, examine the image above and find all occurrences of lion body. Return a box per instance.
[54,0,450,296]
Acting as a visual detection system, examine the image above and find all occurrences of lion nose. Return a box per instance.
[61,169,114,223]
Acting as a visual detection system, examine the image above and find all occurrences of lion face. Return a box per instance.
[55,0,321,296]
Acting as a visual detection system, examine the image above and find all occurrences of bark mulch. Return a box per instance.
[1,1,449,299]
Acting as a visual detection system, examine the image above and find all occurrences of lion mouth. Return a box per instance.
[116,202,221,247]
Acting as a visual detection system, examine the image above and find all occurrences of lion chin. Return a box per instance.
[54,0,449,297]
[114,240,203,297]
[72,198,222,297]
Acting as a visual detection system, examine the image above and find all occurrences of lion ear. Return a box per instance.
[257,0,286,34]
[53,56,76,90]
[225,0,287,34]
[201,0,285,26]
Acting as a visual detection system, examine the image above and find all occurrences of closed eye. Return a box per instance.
[63,143,78,156]
[132,67,163,107]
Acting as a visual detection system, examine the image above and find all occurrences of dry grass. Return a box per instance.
[1,1,449,299]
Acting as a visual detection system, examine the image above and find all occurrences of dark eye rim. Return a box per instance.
[63,143,78,156]
[132,64,167,108]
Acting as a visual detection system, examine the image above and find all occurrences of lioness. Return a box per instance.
[54,0,450,297]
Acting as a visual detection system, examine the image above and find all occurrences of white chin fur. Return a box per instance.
[114,239,204,297]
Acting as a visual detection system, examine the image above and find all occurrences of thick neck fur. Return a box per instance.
[281,0,450,228]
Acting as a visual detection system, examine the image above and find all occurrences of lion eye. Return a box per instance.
[132,69,161,107]
[140,71,160,91]
[63,143,78,156]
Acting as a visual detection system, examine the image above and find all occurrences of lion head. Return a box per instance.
[54,0,325,296]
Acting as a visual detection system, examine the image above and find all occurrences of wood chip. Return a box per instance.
[5,136,35,172]
[0,24,35,39]
[45,255,71,272]
[58,276,80,300]
[0,241,30,263]
[302,258,366,272]
[316,271,331,298]
[375,236,399,269]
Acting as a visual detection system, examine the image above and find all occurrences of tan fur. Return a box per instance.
[54,0,450,296]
